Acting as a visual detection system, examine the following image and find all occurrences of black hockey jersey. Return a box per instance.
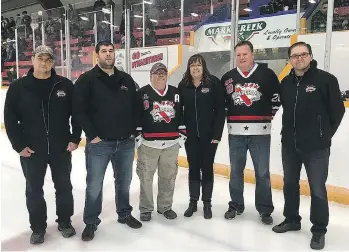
[220,64,281,135]
[136,84,185,149]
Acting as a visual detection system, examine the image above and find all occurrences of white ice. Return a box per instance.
[1,131,349,251]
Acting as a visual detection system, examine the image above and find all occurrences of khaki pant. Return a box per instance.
[136,144,180,213]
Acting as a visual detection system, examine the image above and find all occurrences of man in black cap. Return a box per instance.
[4,45,82,244]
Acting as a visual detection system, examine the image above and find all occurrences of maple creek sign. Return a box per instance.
[197,14,297,51]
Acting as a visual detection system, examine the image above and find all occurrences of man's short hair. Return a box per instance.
[234,40,254,52]
[288,42,313,58]
[95,40,114,53]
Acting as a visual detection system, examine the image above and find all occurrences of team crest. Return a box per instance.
[143,100,149,110]
[305,85,316,93]
[57,90,66,97]
[150,101,175,123]
[232,83,261,106]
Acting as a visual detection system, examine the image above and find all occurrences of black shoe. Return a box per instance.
[203,203,212,219]
[224,208,237,220]
[158,209,177,219]
[81,224,97,241]
[272,220,301,233]
[140,212,152,221]
[58,222,76,238]
[260,213,273,225]
[184,202,197,217]
[118,215,142,228]
[30,231,46,244]
[310,233,325,250]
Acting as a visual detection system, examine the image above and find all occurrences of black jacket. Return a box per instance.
[73,65,138,140]
[4,68,82,154]
[280,60,345,151]
[178,75,226,141]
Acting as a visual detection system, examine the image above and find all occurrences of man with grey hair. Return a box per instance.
[4,45,82,244]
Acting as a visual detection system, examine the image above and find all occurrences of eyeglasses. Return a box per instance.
[290,52,310,60]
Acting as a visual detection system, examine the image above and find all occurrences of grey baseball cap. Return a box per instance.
[33,45,54,59]
[150,62,167,74]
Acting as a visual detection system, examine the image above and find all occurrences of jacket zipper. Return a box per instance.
[293,79,301,151]
[42,81,61,154]
[194,88,200,138]
[318,115,323,137]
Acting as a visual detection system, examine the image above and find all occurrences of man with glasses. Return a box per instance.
[4,45,82,244]
[272,42,345,250]
[135,63,186,222]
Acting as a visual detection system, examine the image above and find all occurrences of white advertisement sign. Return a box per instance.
[198,14,297,52]
[131,47,168,71]
[114,47,169,72]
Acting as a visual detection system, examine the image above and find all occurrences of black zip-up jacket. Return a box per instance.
[73,65,138,141]
[4,68,82,154]
[178,75,226,141]
[280,60,345,151]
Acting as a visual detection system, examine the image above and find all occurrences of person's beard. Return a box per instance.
[99,58,115,69]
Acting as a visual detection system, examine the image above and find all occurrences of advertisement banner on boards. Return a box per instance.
[115,47,168,72]
[197,14,298,52]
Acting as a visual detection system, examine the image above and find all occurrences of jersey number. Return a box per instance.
[271,94,280,102]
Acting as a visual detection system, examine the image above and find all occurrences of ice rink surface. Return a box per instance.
[1,132,349,251]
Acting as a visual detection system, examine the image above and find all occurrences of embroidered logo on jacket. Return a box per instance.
[57,90,66,97]
[305,85,316,93]
[121,85,128,91]
[201,88,210,93]
[232,83,261,106]
[150,101,175,123]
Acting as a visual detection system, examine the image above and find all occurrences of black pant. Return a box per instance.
[20,151,74,232]
[282,144,330,234]
[185,137,218,203]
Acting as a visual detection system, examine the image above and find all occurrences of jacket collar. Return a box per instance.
[290,59,318,78]
[26,67,61,85]
[93,64,118,77]
[93,64,125,84]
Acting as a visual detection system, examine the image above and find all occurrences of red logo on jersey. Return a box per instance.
[232,83,261,106]
[143,100,149,110]
[224,78,233,86]
[150,101,175,123]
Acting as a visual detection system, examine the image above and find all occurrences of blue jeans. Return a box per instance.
[228,135,274,215]
[83,137,135,225]
[282,145,330,234]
